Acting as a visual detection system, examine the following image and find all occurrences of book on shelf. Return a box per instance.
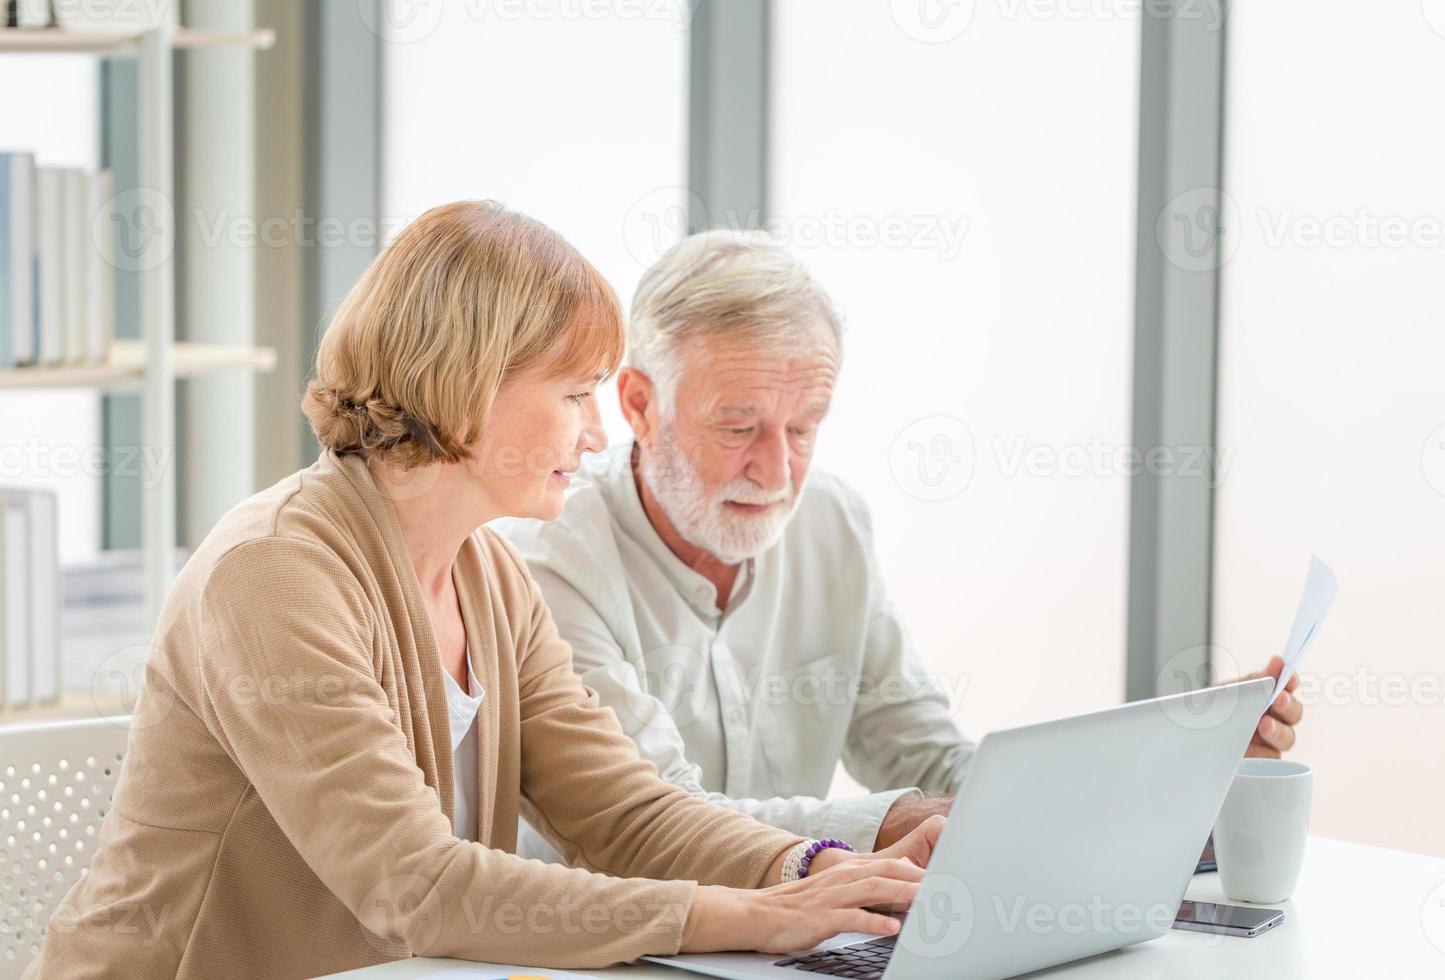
[61,167,85,363]
[0,486,61,710]
[0,153,115,371]
[34,165,62,364]
[85,168,114,363]
[3,0,52,30]
[0,150,36,368]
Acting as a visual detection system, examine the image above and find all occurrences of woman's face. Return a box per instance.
[468,354,609,522]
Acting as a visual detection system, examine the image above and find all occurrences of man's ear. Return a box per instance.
[616,367,657,445]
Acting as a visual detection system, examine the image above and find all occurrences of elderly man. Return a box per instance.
[496,231,1303,860]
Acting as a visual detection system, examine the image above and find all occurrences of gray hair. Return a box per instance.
[627,230,844,408]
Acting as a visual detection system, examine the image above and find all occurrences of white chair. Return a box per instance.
[0,716,130,979]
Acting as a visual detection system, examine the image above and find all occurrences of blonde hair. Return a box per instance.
[627,230,843,405]
[303,201,623,467]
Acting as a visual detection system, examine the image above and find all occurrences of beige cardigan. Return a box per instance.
[24,450,802,979]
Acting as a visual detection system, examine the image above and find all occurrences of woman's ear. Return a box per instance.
[616,367,657,445]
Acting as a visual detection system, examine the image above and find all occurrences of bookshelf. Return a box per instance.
[0,26,276,54]
[1,17,275,698]
[0,339,277,391]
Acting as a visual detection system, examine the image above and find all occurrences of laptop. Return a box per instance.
[644,677,1274,980]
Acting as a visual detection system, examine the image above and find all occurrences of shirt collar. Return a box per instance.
[596,440,757,619]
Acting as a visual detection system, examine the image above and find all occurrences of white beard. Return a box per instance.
[637,431,803,564]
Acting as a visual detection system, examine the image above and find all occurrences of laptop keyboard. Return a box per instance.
[774,935,897,978]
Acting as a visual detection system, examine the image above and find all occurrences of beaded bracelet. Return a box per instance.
[797,838,854,879]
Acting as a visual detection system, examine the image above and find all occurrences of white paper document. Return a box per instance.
[1270,555,1339,705]
[426,965,604,979]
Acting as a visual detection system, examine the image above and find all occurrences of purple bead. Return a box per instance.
[798,838,855,878]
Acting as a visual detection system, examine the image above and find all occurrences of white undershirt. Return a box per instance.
[440,645,485,841]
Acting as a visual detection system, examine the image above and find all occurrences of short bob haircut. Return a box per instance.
[302,200,624,468]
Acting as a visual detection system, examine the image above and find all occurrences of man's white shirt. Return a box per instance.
[494,442,974,859]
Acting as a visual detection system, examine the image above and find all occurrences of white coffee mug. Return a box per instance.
[1213,758,1312,903]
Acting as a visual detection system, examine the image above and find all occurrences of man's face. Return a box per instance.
[636,318,839,563]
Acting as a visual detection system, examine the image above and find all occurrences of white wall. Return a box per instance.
[0,55,102,566]
[1213,0,1445,857]
[380,0,690,439]
[769,0,1139,776]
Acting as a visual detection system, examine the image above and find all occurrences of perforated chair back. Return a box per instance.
[0,716,129,978]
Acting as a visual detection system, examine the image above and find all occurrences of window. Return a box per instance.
[769,1,1139,754]
[381,1,689,438]
[1213,0,1445,856]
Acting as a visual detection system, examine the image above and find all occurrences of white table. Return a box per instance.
[324,837,1445,979]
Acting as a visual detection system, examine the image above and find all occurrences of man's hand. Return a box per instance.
[873,794,952,850]
[871,813,947,871]
[808,814,948,912]
[1223,654,1304,758]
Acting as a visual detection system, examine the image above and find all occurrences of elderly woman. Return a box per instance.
[23,202,939,979]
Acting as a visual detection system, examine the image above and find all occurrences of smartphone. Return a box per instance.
[1173,900,1285,937]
